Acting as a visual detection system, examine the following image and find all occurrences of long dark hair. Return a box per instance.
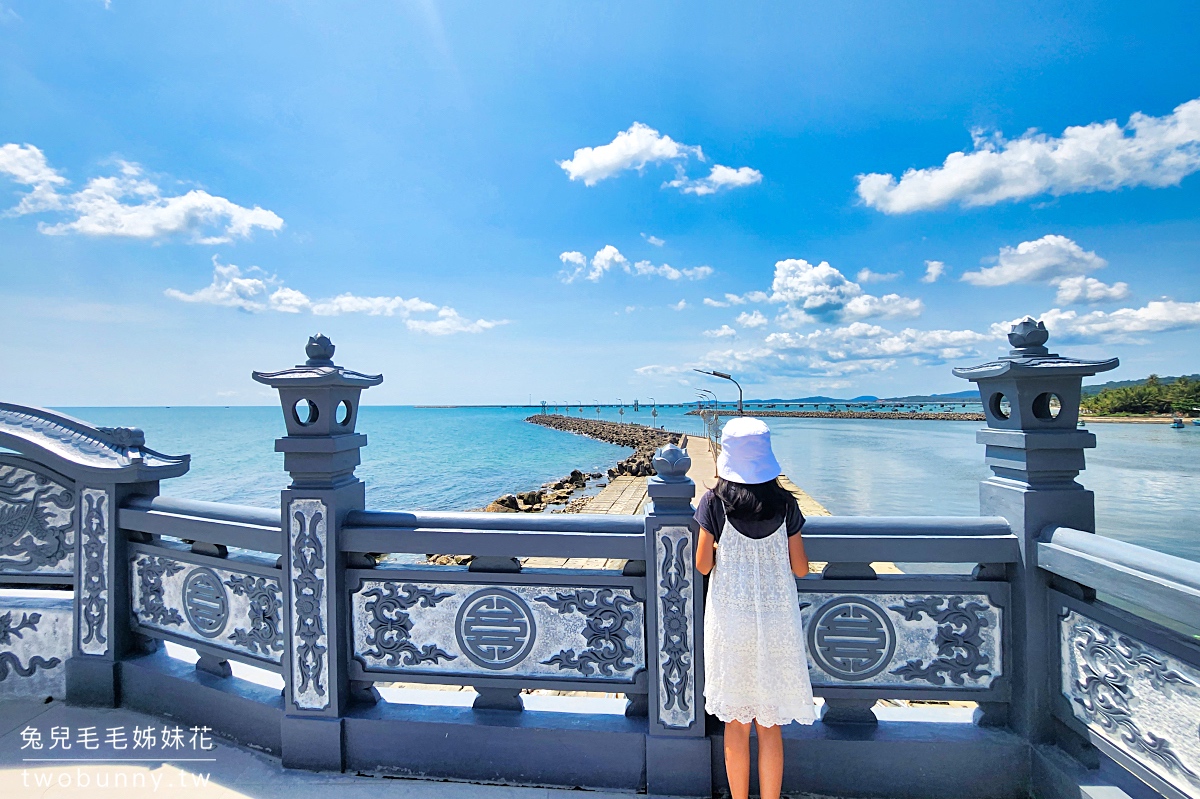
[715,477,793,521]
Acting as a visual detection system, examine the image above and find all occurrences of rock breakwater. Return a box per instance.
[525,414,681,478]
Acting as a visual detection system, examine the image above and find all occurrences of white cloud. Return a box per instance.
[704,325,737,338]
[560,245,626,283]
[769,258,923,322]
[856,97,1200,213]
[736,310,768,328]
[164,258,270,311]
[856,268,900,283]
[842,293,925,320]
[994,301,1200,342]
[268,286,312,314]
[562,245,710,282]
[166,259,502,334]
[962,235,1106,286]
[704,291,768,307]
[558,123,702,186]
[629,260,712,280]
[671,299,687,310]
[921,260,947,283]
[747,322,992,377]
[310,294,439,317]
[559,123,761,196]
[0,143,67,215]
[406,308,503,335]
[666,164,763,196]
[1053,275,1131,305]
[642,233,665,246]
[0,146,283,242]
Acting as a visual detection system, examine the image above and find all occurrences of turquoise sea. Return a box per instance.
[59,405,1200,563]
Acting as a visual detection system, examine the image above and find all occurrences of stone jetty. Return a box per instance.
[525,414,682,478]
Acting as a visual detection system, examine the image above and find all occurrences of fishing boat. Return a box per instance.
[1170,417,1185,428]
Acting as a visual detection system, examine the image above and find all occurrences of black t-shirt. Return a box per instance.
[694,488,804,541]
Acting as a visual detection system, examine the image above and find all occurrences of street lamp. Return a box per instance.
[650,397,658,427]
[617,398,624,424]
[694,369,743,415]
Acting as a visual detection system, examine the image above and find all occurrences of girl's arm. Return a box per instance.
[695,527,716,575]
[788,532,809,578]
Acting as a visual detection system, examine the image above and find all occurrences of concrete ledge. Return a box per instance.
[711,720,1030,799]
[343,700,647,790]
[119,649,284,755]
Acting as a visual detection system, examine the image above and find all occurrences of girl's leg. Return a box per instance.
[754,721,784,799]
[723,720,752,799]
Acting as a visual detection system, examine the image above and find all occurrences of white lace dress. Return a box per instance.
[703,513,816,726]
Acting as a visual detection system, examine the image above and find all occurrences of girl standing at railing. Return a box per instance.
[694,417,814,799]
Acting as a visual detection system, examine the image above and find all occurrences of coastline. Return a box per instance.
[687,409,985,421]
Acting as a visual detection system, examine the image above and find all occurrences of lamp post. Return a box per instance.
[617,398,624,424]
[650,397,658,427]
[694,369,743,415]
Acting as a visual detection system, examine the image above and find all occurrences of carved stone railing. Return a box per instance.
[6,325,1198,799]
[1040,528,1200,799]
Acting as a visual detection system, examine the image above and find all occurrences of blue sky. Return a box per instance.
[1,2,1198,406]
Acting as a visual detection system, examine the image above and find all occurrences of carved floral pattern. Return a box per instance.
[0,611,61,681]
[135,556,185,626]
[225,574,284,657]
[889,596,992,686]
[79,489,109,655]
[1069,619,1197,782]
[658,531,693,725]
[288,500,329,710]
[535,588,638,677]
[361,583,456,667]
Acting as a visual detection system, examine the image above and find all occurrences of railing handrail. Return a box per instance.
[120,494,283,555]
[345,509,645,534]
[802,516,1011,537]
[340,524,645,560]
[1038,526,1200,626]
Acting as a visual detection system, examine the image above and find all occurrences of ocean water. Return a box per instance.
[55,405,1199,563]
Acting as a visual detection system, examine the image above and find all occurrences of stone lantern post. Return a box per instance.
[253,334,382,770]
[953,318,1117,743]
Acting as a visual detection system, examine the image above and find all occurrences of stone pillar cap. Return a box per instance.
[252,334,383,388]
[953,317,1117,382]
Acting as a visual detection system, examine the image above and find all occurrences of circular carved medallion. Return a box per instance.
[183,567,229,638]
[807,596,896,681]
[455,588,536,670]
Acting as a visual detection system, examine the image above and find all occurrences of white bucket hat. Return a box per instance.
[717,417,782,485]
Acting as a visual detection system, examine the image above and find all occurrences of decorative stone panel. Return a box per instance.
[797,590,1003,689]
[77,488,109,656]
[351,579,645,683]
[1060,610,1200,798]
[288,499,330,710]
[0,594,71,699]
[0,462,75,577]
[654,525,695,728]
[129,550,284,664]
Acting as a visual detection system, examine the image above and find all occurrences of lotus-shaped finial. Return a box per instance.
[305,334,336,365]
[653,443,692,482]
[1008,318,1049,351]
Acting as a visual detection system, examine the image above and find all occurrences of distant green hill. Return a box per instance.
[1082,374,1200,397]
